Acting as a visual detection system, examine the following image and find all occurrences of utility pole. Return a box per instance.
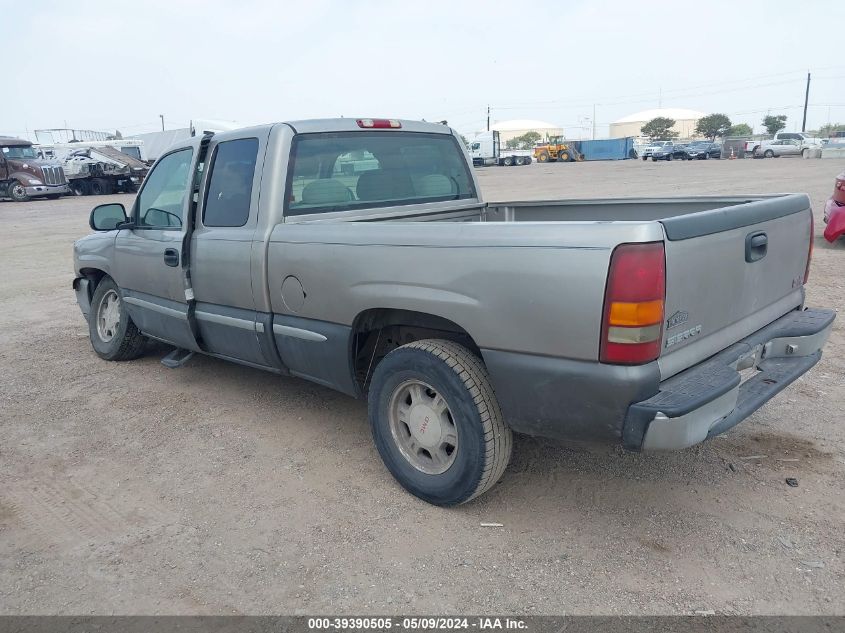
[801,72,810,132]
[159,114,165,131]
[592,104,596,140]
[486,105,490,132]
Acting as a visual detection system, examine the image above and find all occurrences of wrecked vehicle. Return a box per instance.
[60,146,148,196]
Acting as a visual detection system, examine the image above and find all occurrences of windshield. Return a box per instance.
[1,145,37,159]
[286,131,477,216]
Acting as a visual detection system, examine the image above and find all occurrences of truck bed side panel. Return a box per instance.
[265,222,663,362]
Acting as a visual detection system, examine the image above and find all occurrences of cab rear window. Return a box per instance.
[286,132,476,216]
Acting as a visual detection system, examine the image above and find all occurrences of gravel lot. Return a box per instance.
[1,157,843,615]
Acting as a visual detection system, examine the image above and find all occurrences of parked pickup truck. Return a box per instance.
[73,117,834,506]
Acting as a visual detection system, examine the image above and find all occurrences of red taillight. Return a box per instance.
[600,242,666,365]
[804,210,814,285]
[356,118,402,129]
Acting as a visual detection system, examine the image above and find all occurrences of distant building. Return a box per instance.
[487,119,564,143]
[610,108,706,139]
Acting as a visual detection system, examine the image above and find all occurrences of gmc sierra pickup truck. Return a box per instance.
[73,118,834,505]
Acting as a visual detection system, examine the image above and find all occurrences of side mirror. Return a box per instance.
[90,203,128,231]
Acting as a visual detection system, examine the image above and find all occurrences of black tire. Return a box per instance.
[503,156,513,166]
[90,178,115,195]
[667,153,673,161]
[46,194,62,200]
[514,156,525,166]
[537,152,550,163]
[88,277,147,361]
[764,150,774,158]
[558,151,570,162]
[7,180,29,202]
[801,148,808,158]
[71,180,90,196]
[642,156,647,161]
[368,339,512,506]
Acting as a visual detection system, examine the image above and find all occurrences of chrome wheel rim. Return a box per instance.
[388,380,459,475]
[96,290,121,342]
[11,183,26,198]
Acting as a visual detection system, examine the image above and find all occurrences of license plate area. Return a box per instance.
[734,343,764,386]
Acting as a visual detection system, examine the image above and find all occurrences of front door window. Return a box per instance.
[137,148,194,228]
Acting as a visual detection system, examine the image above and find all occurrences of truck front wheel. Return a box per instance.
[368,339,512,506]
[88,277,147,361]
[7,181,29,202]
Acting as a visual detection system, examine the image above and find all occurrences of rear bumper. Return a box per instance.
[482,307,834,449]
[625,307,835,450]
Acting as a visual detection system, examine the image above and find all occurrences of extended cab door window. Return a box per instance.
[137,148,194,228]
[202,138,259,227]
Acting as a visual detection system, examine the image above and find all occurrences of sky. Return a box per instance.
[2,0,843,141]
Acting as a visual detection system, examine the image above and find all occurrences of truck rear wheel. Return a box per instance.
[91,178,115,195]
[503,156,514,166]
[7,181,29,202]
[515,156,525,166]
[368,339,512,506]
[71,180,90,196]
[88,277,147,361]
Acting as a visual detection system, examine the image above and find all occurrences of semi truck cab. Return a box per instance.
[0,137,70,201]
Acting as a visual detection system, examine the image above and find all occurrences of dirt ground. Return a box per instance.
[1,157,843,615]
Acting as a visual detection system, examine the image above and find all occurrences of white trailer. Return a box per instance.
[467,131,532,167]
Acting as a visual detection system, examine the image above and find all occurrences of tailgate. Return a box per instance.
[658,194,812,379]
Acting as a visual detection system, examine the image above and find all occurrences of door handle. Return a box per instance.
[745,231,767,262]
[164,248,180,267]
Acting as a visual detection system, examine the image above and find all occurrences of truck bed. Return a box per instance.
[298,194,799,227]
[278,193,812,382]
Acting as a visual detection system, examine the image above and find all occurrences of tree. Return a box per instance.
[506,131,542,149]
[640,117,678,140]
[817,123,845,138]
[726,123,753,137]
[459,134,469,147]
[519,131,541,148]
[694,114,732,140]
[762,114,787,136]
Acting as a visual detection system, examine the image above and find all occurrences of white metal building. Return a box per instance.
[609,108,706,139]
[487,119,564,143]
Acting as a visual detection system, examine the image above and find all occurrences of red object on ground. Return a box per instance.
[823,171,845,243]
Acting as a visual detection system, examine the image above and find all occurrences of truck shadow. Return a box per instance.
[141,341,835,525]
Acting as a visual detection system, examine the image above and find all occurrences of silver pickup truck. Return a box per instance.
[73,118,834,505]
